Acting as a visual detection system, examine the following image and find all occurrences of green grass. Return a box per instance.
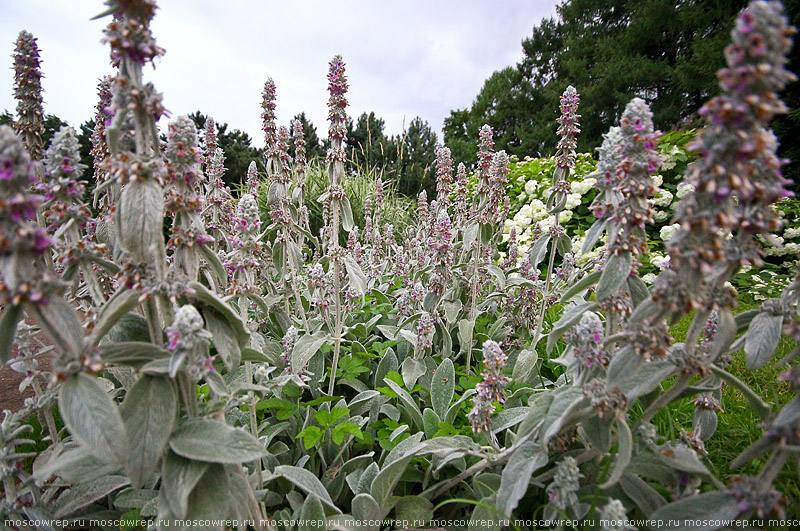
[655,303,800,516]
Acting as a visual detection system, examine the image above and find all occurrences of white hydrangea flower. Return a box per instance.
[503,219,515,234]
[784,226,800,239]
[559,210,573,223]
[572,177,597,195]
[650,253,670,269]
[651,174,663,187]
[518,191,527,202]
[524,180,538,195]
[565,192,582,210]
[653,210,670,222]
[651,188,673,207]
[675,183,695,199]
[659,223,681,242]
[641,273,657,284]
[785,242,800,254]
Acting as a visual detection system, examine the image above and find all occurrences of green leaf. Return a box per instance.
[120,375,177,488]
[204,308,241,371]
[297,426,323,450]
[160,451,209,518]
[169,417,264,464]
[431,358,455,419]
[59,373,128,467]
[298,494,327,531]
[744,311,783,370]
[332,422,364,445]
[270,465,340,512]
[496,441,547,516]
[292,330,331,373]
[600,417,632,489]
[596,252,632,300]
[0,304,22,365]
[649,491,741,530]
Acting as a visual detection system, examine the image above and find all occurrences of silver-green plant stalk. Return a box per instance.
[325,55,348,395]
[533,86,580,348]
[12,31,45,166]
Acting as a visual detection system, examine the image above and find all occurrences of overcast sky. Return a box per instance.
[1,1,559,147]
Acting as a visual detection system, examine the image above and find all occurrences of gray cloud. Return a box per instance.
[1,0,557,147]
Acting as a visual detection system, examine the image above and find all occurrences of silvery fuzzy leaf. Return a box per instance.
[33,445,119,484]
[656,444,712,477]
[496,441,547,517]
[120,375,178,488]
[558,270,602,304]
[267,181,285,205]
[457,318,475,355]
[422,408,440,439]
[59,373,128,467]
[99,341,170,367]
[606,346,642,388]
[734,309,759,332]
[269,465,340,513]
[614,359,676,401]
[160,451,209,518]
[619,472,666,516]
[52,475,129,518]
[375,324,398,341]
[541,387,587,447]
[0,304,22,364]
[103,313,152,344]
[469,495,505,531]
[729,435,777,470]
[327,514,363,531]
[291,330,330,373]
[599,417,632,489]
[431,358,455,419]
[374,348,398,388]
[556,233,572,256]
[383,378,424,430]
[298,494,327,531]
[417,435,480,459]
[204,309,241,371]
[485,264,506,291]
[167,464,231,531]
[511,349,539,385]
[581,414,612,452]
[348,390,381,416]
[401,357,426,390]
[198,243,228,290]
[117,179,164,263]
[528,233,551,269]
[445,389,476,425]
[693,408,718,442]
[344,254,368,297]
[443,299,462,324]
[188,281,249,347]
[350,493,380,531]
[463,223,479,251]
[627,274,649,307]
[371,440,425,513]
[490,407,529,434]
[114,488,158,509]
[546,301,596,354]
[649,491,740,531]
[394,496,434,526]
[168,418,264,464]
[744,311,783,370]
[30,297,84,358]
[341,196,355,232]
[596,252,632,300]
[581,218,608,255]
[356,462,380,495]
[90,288,141,346]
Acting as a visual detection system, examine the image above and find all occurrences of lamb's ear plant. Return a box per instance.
[2,0,799,528]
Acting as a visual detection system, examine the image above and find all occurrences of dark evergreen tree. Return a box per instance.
[289,112,325,162]
[392,116,437,198]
